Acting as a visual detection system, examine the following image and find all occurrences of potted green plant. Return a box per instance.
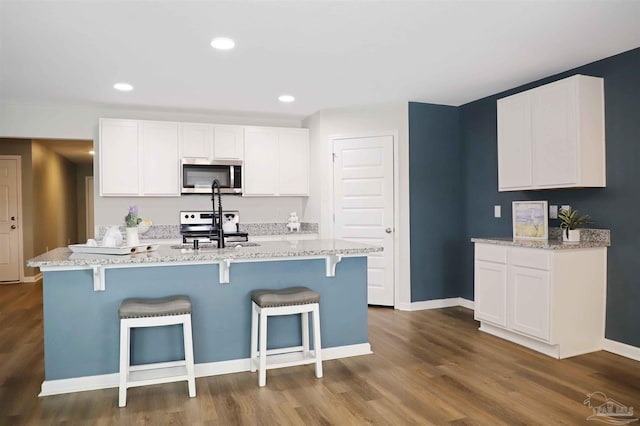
[124,205,143,246]
[558,206,590,243]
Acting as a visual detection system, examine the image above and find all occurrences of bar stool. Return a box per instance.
[250,286,323,387]
[118,295,196,407]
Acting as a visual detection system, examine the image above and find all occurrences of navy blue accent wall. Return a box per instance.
[459,47,640,346]
[408,102,463,301]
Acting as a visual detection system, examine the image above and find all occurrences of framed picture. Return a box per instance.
[512,201,548,240]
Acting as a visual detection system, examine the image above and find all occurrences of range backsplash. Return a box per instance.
[95,222,319,241]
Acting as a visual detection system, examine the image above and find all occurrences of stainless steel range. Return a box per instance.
[180,210,249,246]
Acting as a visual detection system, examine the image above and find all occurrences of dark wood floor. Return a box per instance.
[2,281,640,425]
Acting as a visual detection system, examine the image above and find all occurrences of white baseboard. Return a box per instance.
[40,372,119,396]
[39,343,372,397]
[22,272,42,283]
[396,297,474,312]
[603,338,640,361]
[458,298,475,310]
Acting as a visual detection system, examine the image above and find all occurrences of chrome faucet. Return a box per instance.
[211,179,225,248]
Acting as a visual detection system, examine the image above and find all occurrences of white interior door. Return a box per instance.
[333,135,394,306]
[0,157,21,282]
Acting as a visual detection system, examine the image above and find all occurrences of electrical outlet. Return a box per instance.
[549,205,558,219]
[494,205,501,218]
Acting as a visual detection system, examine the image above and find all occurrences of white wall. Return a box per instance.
[0,100,302,139]
[1,100,306,227]
[302,102,411,306]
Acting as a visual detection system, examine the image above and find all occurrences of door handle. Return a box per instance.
[385,228,392,234]
[11,216,15,221]
[11,225,17,230]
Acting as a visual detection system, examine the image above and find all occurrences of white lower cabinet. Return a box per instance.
[508,265,550,341]
[474,260,507,327]
[474,243,607,359]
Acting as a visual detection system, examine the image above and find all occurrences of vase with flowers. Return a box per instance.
[124,205,142,246]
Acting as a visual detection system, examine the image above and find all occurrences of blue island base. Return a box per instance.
[40,257,370,395]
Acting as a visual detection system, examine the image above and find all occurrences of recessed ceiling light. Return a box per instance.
[278,95,295,103]
[210,37,235,50]
[113,82,133,91]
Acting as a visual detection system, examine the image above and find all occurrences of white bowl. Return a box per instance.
[138,222,151,234]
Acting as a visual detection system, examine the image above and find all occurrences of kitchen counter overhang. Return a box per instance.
[28,239,382,291]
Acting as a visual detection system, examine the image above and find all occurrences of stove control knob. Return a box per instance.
[184,214,189,219]
[191,214,195,218]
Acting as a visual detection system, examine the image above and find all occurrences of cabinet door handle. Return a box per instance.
[11,225,17,230]
[385,228,392,234]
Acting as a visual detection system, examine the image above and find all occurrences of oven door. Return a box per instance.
[181,159,242,194]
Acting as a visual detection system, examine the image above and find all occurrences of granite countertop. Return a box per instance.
[27,239,382,268]
[471,228,610,250]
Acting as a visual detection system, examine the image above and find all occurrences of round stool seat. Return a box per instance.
[251,286,320,308]
[119,295,192,318]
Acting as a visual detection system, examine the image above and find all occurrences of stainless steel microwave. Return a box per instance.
[181,159,242,194]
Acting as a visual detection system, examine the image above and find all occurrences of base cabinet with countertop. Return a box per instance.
[473,239,608,359]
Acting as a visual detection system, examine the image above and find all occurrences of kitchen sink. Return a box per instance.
[229,242,260,248]
[171,242,260,250]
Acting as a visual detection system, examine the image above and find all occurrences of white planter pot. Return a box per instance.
[125,227,140,246]
[563,229,581,243]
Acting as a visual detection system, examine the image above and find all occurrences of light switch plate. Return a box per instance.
[561,205,571,213]
[494,205,501,218]
[549,205,558,219]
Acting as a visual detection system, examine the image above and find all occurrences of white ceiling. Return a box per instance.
[2,1,639,119]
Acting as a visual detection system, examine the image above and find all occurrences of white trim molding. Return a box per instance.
[22,272,43,283]
[39,343,372,396]
[603,338,640,362]
[396,297,474,312]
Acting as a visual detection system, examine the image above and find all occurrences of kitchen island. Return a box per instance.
[27,239,381,396]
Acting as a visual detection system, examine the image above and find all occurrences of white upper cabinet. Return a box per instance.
[100,119,140,196]
[497,92,532,189]
[243,127,309,196]
[277,129,309,196]
[497,74,605,191]
[139,121,180,196]
[213,126,244,160]
[100,118,180,197]
[180,123,212,158]
[243,127,278,195]
[102,118,305,198]
[179,123,244,161]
